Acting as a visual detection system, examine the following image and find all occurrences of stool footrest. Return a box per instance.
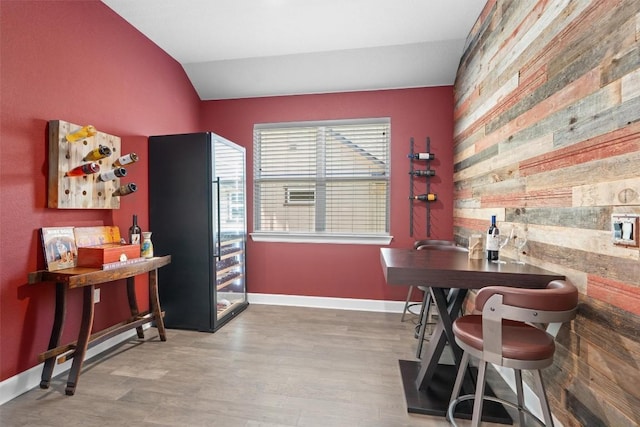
[447,394,546,427]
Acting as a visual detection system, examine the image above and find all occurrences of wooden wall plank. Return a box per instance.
[573,176,640,206]
[520,121,640,177]
[588,275,640,316]
[454,1,640,423]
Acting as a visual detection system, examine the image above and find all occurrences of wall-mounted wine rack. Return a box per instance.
[409,136,436,237]
[48,120,135,209]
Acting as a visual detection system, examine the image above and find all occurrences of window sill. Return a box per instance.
[250,232,393,245]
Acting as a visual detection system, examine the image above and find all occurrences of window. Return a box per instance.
[252,118,392,244]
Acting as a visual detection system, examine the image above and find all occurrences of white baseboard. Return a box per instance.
[0,328,143,406]
[247,292,407,313]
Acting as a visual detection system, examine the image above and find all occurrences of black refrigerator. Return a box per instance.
[148,132,248,332]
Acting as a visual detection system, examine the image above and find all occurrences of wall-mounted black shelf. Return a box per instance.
[409,137,436,237]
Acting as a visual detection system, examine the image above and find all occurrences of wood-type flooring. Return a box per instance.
[0,304,518,426]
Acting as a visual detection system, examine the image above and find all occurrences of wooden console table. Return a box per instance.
[28,255,171,395]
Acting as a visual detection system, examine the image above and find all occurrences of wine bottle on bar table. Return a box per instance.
[411,193,437,202]
[65,162,99,177]
[409,169,436,177]
[407,152,435,160]
[486,215,499,261]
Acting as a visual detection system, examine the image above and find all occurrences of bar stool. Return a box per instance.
[447,279,578,427]
[401,239,456,323]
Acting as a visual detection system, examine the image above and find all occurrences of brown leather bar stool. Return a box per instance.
[447,280,578,427]
[401,239,456,323]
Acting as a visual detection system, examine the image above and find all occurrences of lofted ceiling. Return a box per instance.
[101,0,486,100]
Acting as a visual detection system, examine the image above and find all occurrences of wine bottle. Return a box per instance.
[66,125,97,142]
[65,162,99,177]
[128,214,142,245]
[486,215,499,261]
[410,193,437,202]
[407,152,435,160]
[83,145,112,161]
[112,183,137,197]
[97,167,127,182]
[409,169,436,177]
[112,153,139,167]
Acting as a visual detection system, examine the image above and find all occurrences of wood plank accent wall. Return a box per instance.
[453,1,640,425]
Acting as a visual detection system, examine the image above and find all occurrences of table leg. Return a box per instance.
[65,285,95,396]
[433,288,465,364]
[415,287,466,390]
[126,277,145,339]
[149,269,166,341]
[40,282,67,389]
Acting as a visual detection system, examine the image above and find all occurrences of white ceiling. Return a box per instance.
[101,0,486,100]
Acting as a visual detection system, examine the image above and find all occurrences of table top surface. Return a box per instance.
[29,255,172,288]
[380,248,564,289]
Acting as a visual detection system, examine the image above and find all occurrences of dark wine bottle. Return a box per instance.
[112,183,137,197]
[65,162,99,177]
[486,215,499,261]
[128,214,142,245]
[83,145,112,161]
[97,167,127,182]
[409,169,436,177]
[407,152,435,160]
[410,193,437,202]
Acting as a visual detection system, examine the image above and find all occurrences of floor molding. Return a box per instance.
[248,292,407,313]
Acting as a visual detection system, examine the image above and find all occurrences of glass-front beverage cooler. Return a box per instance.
[149,132,248,332]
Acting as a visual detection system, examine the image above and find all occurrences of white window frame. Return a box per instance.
[251,118,393,245]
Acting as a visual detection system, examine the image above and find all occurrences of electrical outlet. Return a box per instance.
[94,288,101,303]
[612,214,639,247]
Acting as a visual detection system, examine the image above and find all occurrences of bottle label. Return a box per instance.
[130,233,140,244]
[486,233,500,251]
[113,153,138,167]
[99,170,118,181]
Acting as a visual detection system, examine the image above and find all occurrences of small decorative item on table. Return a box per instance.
[41,226,78,271]
[141,232,154,258]
[468,234,484,260]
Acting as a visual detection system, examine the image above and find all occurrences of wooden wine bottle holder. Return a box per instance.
[48,120,122,209]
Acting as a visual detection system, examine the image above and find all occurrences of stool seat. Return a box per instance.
[453,316,555,361]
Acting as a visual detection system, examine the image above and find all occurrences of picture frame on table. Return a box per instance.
[41,226,78,271]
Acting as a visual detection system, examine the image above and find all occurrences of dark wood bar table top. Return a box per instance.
[380,248,565,422]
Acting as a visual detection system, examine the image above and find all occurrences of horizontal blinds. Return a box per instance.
[254,119,390,235]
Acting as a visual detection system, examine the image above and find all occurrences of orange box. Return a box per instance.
[77,243,141,267]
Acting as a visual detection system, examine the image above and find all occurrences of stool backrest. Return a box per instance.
[413,239,455,249]
[476,280,578,364]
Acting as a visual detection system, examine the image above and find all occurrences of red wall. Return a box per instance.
[1,1,455,385]
[0,1,200,381]
[200,88,454,299]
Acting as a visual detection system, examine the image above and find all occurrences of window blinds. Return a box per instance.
[253,119,390,237]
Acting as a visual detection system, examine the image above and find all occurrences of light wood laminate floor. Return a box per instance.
[0,304,516,426]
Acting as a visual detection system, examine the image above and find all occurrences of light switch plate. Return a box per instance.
[612,214,639,247]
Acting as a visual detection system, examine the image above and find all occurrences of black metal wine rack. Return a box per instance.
[409,136,435,237]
